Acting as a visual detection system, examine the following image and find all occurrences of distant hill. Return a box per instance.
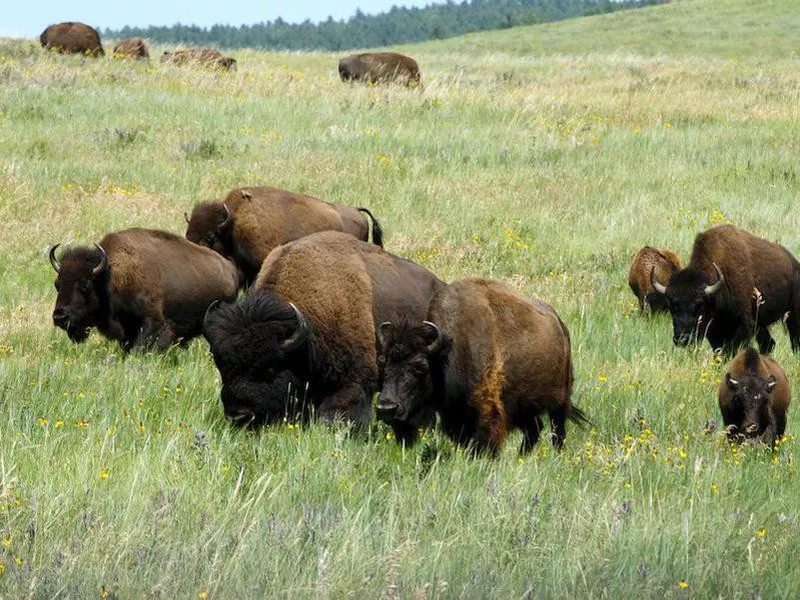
[104,0,666,52]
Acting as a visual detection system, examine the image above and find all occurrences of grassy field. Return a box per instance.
[1,0,800,596]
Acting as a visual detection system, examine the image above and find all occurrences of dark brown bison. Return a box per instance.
[628,246,682,314]
[202,231,444,438]
[338,53,421,87]
[651,224,800,355]
[185,186,383,287]
[113,37,149,59]
[376,278,589,455]
[161,49,237,71]
[40,22,104,56]
[719,347,790,446]
[50,228,238,351]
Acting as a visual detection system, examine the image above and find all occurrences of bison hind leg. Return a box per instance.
[755,327,776,354]
[519,415,544,455]
[549,406,568,450]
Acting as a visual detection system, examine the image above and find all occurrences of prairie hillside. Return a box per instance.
[1,0,799,596]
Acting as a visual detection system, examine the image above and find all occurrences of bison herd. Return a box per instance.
[38,21,791,453]
[39,21,423,84]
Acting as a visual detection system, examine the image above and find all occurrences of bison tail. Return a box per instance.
[357,207,384,248]
[567,405,592,429]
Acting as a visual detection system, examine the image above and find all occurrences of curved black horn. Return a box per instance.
[92,244,108,277]
[377,321,392,348]
[218,203,233,231]
[281,302,309,353]
[49,243,61,273]
[184,211,190,224]
[422,321,443,354]
[203,299,221,329]
[650,268,667,295]
[705,263,724,296]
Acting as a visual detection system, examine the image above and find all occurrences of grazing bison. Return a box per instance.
[161,49,237,71]
[203,231,444,437]
[40,22,104,56]
[185,186,383,287]
[628,246,682,313]
[50,228,238,351]
[651,224,800,355]
[338,53,421,87]
[719,346,790,447]
[376,279,589,455]
[113,37,149,59]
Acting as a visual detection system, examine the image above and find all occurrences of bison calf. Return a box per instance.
[719,347,791,447]
[40,22,104,56]
[628,246,681,314]
[203,231,444,434]
[651,224,800,355]
[185,186,383,288]
[377,278,589,455]
[113,37,150,60]
[338,53,421,87]
[50,228,238,351]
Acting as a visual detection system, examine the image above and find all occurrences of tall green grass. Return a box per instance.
[1,0,800,595]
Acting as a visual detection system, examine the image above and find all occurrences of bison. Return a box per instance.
[202,231,444,438]
[113,37,150,60]
[161,49,237,71]
[651,224,800,355]
[40,22,104,56]
[376,278,589,455]
[338,53,421,87]
[50,228,238,352]
[628,246,682,314]
[719,346,790,447]
[185,186,383,288]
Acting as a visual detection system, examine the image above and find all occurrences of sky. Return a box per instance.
[1,0,435,39]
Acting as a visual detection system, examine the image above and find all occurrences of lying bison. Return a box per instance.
[651,224,800,355]
[161,49,237,71]
[203,231,443,437]
[40,22,104,56]
[113,37,149,59]
[338,53,421,87]
[628,246,682,314]
[377,279,589,455]
[185,186,383,287]
[50,228,238,351]
[719,346,790,447]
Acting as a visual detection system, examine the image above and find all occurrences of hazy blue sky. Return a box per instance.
[2,0,435,39]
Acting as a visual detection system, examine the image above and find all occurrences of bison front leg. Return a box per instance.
[134,316,177,351]
[317,383,372,427]
[755,327,776,354]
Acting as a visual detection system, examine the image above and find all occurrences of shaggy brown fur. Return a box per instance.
[338,53,421,87]
[185,186,383,287]
[628,246,682,313]
[51,228,238,351]
[652,224,800,354]
[113,37,150,59]
[719,347,791,446]
[377,278,589,455]
[160,49,237,70]
[203,231,444,434]
[40,22,104,56]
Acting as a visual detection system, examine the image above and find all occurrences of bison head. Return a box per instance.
[652,263,724,346]
[185,202,233,258]
[376,320,451,425]
[203,292,310,427]
[50,243,109,343]
[724,371,777,441]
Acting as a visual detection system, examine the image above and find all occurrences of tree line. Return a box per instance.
[104,0,668,52]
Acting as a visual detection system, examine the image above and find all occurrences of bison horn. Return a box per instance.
[92,244,108,277]
[49,243,61,273]
[377,321,392,348]
[203,300,222,329]
[218,203,233,231]
[281,302,309,353]
[704,263,725,296]
[650,268,667,295]
[184,211,190,224]
[423,321,443,354]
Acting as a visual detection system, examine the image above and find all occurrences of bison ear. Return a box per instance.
[766,375,778,393]
[725,374,740,392]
